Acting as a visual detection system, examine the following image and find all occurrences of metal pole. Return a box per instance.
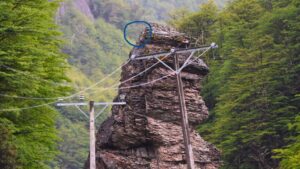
[174,54,195,169]
[89,101,96,169]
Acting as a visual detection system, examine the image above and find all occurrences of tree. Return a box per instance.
[0,119,17,169]
[170,0,219,46]
[0,0,70,168]
[172,0,300,168]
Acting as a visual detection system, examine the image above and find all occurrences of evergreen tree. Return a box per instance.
[0,0,70,168]
[0,119,17,169]
[171,0,300,168]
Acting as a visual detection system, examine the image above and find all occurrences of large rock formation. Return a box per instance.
[86,24,220,169]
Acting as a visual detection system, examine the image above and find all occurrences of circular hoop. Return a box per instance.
[123,21,152,48]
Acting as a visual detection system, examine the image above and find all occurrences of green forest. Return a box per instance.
[0,0,299,169]
[171,0,300,168]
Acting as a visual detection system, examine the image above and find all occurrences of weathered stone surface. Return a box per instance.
[85,23,220,169]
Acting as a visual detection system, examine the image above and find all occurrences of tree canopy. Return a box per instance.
[0,0,70,168]
[171,0,300,168]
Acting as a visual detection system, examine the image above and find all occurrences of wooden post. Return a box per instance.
[174,54,195,169]
[89,101,96,169]
[201,30,204,45]
[56,101,126,169]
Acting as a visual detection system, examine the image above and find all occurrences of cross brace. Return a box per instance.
[131,45,211,75]
[131,45,210,61]
[57,102,126,107]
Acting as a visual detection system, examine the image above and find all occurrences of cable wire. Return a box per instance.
[188,47,211,65]
[0,72,175,112]
[118,73,175,90]
[62,59,131,99]
[87,48,211,93]
[0,59,131,100]
[0,52,171,99]
[0,101,58,112]
[0,47,211,101]
[87,52,173,94]
[0,94,60,100]
[1,65,56,84]
[113,53,172,87]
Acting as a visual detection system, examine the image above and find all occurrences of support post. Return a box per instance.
[89,101,96,169]
[56,101,126,169]
[174,54,195,169]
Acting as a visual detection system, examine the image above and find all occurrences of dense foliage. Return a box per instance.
[0,0,70,168]
[171,0,300,168]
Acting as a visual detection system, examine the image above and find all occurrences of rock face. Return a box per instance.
[86,24,221,169]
